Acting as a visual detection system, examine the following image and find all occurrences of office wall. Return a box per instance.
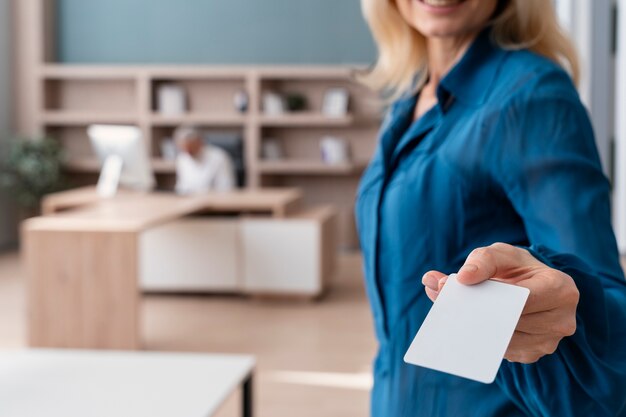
[0,0,16,249]
[56,0,376,64]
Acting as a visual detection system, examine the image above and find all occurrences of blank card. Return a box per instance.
[404,274,529,384]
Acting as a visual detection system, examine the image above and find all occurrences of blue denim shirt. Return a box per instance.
[355,29,626,417]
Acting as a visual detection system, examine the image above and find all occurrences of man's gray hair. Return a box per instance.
[173,125,202,146]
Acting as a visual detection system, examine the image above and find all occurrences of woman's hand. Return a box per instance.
[421,243,580,364]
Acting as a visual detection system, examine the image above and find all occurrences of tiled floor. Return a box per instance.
[0,251,377,417]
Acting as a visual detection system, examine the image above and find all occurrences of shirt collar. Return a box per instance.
[387,28,507,120]
[438,28,508,108]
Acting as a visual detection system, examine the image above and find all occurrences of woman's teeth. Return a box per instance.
[421,0,464,7]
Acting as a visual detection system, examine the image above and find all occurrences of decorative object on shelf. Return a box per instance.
[262,91,286,115]
[233,90,249,113]
[322,88,350,118]
[285,93,308,112]
[156,83,188,115]
[261,138,284,161]
[160,138,177,161]
[0,137,66,211]
[320,136,350,165]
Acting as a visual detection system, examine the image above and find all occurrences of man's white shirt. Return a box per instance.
[175,145,236,194]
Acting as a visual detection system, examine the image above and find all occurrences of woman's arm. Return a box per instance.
[424,71,626,416]
[424,243,626,416]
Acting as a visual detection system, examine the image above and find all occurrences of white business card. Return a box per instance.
[404,273,529,384]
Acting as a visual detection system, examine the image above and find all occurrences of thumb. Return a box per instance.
[457,244,520,285]
[457,263,486,285]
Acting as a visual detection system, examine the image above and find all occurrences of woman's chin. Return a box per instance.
[413,21,469,39]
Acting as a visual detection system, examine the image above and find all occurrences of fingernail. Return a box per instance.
[460,264,478,274]
[438,276,448,290]
[422,273,438,290]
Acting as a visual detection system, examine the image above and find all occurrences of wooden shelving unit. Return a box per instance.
[16,1,382,248]
[257,160,369,175]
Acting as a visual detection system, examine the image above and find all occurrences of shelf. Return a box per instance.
[259,113,354,127]
[257,159,368,175]
[41,64,363,81]
[256,66,356,79]
[42,112,139,126]
[150,113,247,127]
[64,158,176,174]
[41,65,140,80]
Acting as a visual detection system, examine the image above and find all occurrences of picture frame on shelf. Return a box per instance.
[322,88,350,118]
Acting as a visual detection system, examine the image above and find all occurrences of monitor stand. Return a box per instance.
[96,155,123,198]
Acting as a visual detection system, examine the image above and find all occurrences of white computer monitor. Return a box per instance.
[88,125,155,197]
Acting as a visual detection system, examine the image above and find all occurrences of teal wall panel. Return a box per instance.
[56,0,377,64]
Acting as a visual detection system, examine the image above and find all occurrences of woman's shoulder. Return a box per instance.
[490,48,580,107]
[484,50,597,155]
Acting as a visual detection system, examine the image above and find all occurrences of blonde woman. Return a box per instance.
[355,0,626,415]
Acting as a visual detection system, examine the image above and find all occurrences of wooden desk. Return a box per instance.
[41,186,303,218]
[0,350,255,417]
[23,188,334,350]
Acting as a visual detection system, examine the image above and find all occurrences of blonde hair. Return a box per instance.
[361,0,579,98]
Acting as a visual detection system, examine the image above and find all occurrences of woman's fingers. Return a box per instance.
[421,270,447,291]
[514,271,579,315]
[437,275,448,291]
[505,331,561,363]
[515,310,571,335]
[422,271,448,302]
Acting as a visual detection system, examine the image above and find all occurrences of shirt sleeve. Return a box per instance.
[490,72,626,416]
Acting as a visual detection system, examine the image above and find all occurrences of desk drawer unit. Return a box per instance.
[138,208,336,296]
[241,206,337,297]
[139,218,240,292]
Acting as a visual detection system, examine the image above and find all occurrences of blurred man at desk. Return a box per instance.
[174,126,236,194]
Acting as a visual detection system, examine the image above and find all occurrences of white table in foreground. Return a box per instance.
[0,350,255,417]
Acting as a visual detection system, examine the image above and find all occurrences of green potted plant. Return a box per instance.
[0,137,66,216]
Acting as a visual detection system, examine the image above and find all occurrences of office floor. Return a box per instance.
[0,251,376,417]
